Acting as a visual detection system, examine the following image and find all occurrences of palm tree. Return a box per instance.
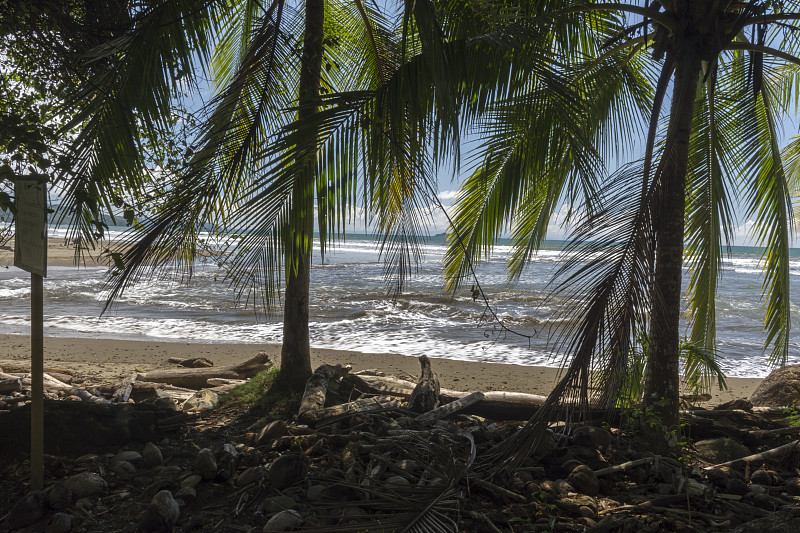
[61,0,443,388]
[437,0,800,449]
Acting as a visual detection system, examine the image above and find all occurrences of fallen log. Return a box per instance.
[416,392,485,425]
[300,396,401,423]
[167,357,214,368]
[298,364,350,423]
[67,388,112,405]
[348,374,548,420]
[0,372,73,391]
[704,439,800,470]
[136,352,272,389]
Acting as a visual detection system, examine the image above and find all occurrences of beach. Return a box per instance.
[0,237,768,403]
[0,334,762,405]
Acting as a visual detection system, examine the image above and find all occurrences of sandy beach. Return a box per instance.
[0,236,120,269]
[0,334,762,405]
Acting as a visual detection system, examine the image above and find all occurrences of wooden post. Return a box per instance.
[14,177,47,491]
[30,272,43,490]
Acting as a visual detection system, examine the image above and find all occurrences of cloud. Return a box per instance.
[437,190,459,201]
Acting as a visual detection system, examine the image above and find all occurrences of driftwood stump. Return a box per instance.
[407,355,440,413]
[298,364,350,423]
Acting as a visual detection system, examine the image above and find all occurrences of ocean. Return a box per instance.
[1,229,799,378]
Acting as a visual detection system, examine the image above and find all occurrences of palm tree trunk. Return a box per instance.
[279,0,324,386]
[642,51,701,445]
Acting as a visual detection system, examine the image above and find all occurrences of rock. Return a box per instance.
[750,469,773,486]
[142,442,164,467]
[306,485,326,502]
[263,510,303,532]
[269,454,307,490]
[180,474,202,489]
[785,477,800,496]
[694,437,750,463]
[572,426,613,450]
[195,448,217,481]
[111,460,137,479]
[64,472,108,499]
[111,450,143,464]
[567,465,599,496]
[749,484,767,495]
[263,495,297,514]
[151,490,180,526]
[384,475,410,488]
[44,482,72,510]
[4,491,48,529]
[175,486,196,501]
[750,366,800,406]
[215,446,238,482]
[256,420,288,446]
[181,390,219,412]
[686,478,706,498]
[236,466,266,487]
[45,512,72,533]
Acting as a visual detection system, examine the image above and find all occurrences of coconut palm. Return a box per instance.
[60,0,455,388]
[437,0,800,450]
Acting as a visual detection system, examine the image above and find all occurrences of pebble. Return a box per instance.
[236,466,267,487]
[257,420,289,446]
[263,509,303,532]
[44,482,72,510]
[111,450,142,465]
[64,472,108,499]
[142,442,164,467]
[175,486,197,501]
[4,491,48,530]
[44,512,72,533]
[306,484,326,502]
[110,460,136,479]
[181,389,219,412]
[270,454,307,490]
[181,474,202,489]
[384,475,410,488]
[195,448,218,481]
[567,465,599,496]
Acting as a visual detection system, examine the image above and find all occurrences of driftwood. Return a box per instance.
[0,371,73,391]
[407,355,440,413]
[167,357,214,368]
[112,373,138,403]
[594,456,657,477]
[298,364,351,423]
[416,392,485,425]
[137,352,272,389]
[704,439,800,470]
[347,374,547,420]
[67,388,112,405]
[300,396,401,423]
[0,377,22,393]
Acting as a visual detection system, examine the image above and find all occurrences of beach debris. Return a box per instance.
[407,354,441,413]
[112,372,138,403]
[181,389,219,412]
[269,453,308,490]
[750,365,800,406]
[137,352,272,389]
[415,391,484,425]
[262,509,303,532]
[694,437,752,463]
[256,419,288,446]
[167,356,214,368]
[298,364,351,423]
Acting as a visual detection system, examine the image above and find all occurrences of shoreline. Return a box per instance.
[0,334,762,405]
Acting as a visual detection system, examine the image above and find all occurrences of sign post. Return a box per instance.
[14,178,47,491]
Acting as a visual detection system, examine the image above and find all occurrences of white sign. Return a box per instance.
[14,179,47,277]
